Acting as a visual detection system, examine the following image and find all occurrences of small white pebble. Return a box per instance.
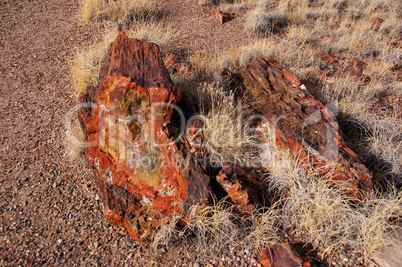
[57,239,62,244]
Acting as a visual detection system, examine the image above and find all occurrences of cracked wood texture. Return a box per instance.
[232,57,373,200]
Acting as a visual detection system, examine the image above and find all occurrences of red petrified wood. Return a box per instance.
[232,57,372,200]
[79,33,210,241]
[216,164,260,213]
[260,243,303,267]
[208,10,235,24]
[260,243,321,267]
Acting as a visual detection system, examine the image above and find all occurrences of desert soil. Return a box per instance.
[0,0,400,266]
[0,0,260,266]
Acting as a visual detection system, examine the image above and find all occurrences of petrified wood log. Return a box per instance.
[232,57,372,199]
[260,243,323,267]
[216,163,260,213]
[78,33,210,240]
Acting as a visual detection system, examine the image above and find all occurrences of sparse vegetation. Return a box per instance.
[266,155,402,261]
[70,27,118,97]
[79,0,159,23]
[71,0,402,264]
[197,83,257,166]
[151,156,402,262]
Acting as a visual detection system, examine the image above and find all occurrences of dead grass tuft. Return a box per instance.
[245,3,288,35]
[70,27,118,97]
[265,155,402,260]
[64,115,86,160]
[79,0,159,24]
[197,83,257,166]
[127,21,180,54]
[152,199,240,256]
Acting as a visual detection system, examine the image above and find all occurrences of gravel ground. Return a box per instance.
[0,0,259,265]
[0,0,399,266]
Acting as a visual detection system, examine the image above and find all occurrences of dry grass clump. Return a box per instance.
[197,83,257,166]
[245,1,288,35]
[367,125,402,177]
[70,28,118,97]
[265,155,402,260]
[189,50,219,83]
[241,206,280,253]
[79,0,159,23]
[151,198,281,259]
[152,200,240,255]
[64,115,86,160]
[127,21,180,54]
[151,154,401,262]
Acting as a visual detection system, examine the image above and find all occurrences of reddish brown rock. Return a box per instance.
[260,243,303,267]
[318,55,364,84]
[208,10,235,24]
[260,243,322,267]
[371,17,384,30]
[163,52,180,69]
[79,33,210,241]
[216,164,259,212]
[232,57,372,200]
[163,53,193,77]
[318,54,335,64]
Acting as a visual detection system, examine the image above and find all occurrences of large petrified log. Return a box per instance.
[78,33,210,240]
[232,57,372,199]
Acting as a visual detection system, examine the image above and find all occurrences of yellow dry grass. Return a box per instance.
[197,83,257,166]
[79,0,159,23]
[70,27,118,98]
[64,115,86,160]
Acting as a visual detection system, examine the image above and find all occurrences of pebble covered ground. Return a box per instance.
[0,0,397,266]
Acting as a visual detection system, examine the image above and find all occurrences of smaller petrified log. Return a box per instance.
[79,33,210,241]
[260,243,321,267]
[216,164,260,213]
[208,10,235,24]
[232,57,372,199]
[260,243,303,267]
[318,55,365,84]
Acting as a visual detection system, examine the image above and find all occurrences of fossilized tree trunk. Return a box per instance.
[232,57,372,200]
[78,33,210,241]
